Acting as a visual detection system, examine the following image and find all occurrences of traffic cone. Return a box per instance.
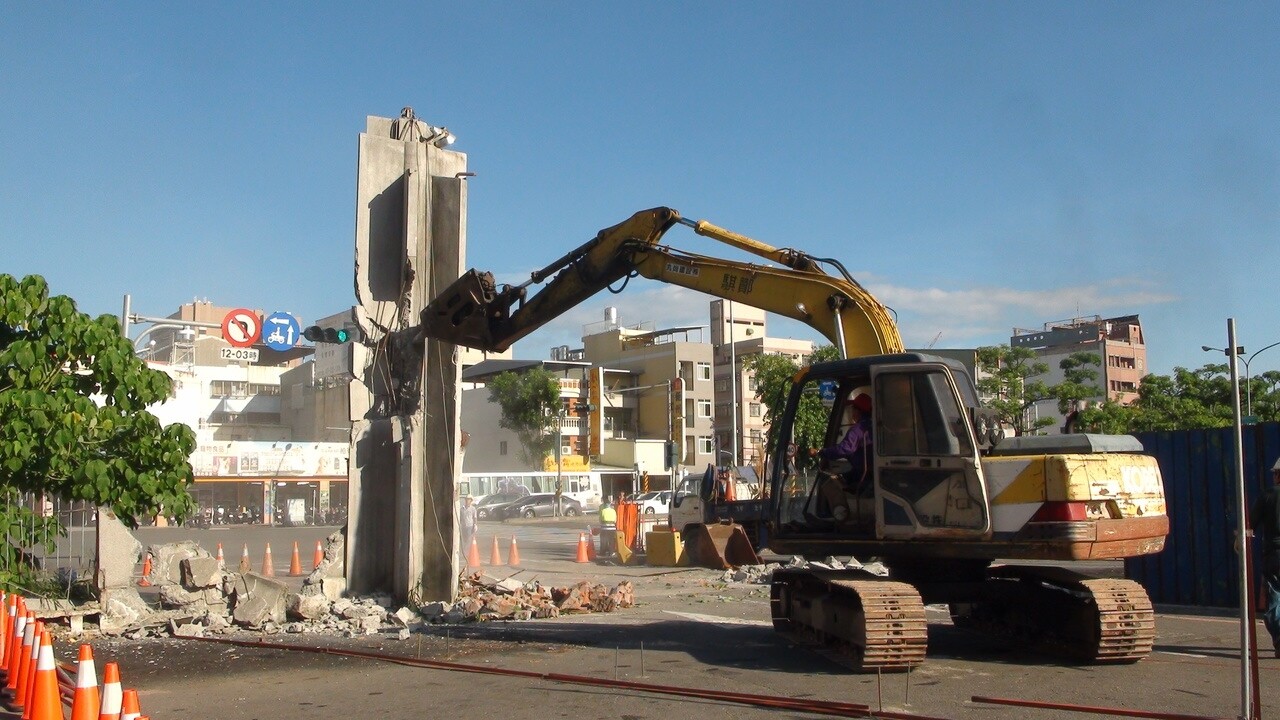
[215,544,225,568]
[238,544,251,573]
[6,609,28,688]
[288,542,303,577]
[136,554,152,587]
[312,541,323,571]
[120,688,140,720]
[98,662,121,720]
[69,644,98,720]
[261,543,275,577]
[14,618,37,709]
[26,630,60,720]
[584,527,597,561]
[507,536,520,567]
[0,591,9,670]
[574,533,589,563]
[465,536,481,569]
[488,536,502,566]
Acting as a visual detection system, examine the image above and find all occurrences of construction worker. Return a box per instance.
[1251,456,1280,656]
[599,499,617,556]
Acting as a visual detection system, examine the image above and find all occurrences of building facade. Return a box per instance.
[1011,314,1148,432]
[710,299,815,467]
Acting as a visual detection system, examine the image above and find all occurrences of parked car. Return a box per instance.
[500,493,582,519]
[475,492,525,520]
[634,490,672,515]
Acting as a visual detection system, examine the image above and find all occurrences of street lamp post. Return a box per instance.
[1205,340,1280,418]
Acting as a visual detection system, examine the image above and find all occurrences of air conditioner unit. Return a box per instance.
[561,445,573,456]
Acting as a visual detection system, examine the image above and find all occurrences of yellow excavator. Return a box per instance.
[417,207,1168,671]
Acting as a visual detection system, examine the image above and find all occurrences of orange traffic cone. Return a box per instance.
[27,630,60,720]
[69,644,98,720]
[120,688,140,720]
[507,537,520,567]
[312,541,323,571]
[488,536,502,566]
[12,614,36,702]
[136,554,152,587]
[574,533,589,563]
[0,591,9,669]
[6,609,28,688]
[261,543,275,577]
[584,527,597,561]
[288,542,303,577]
[98,662,122,720]
[215,543,225,568]
[465,536,481,569]
[238,544,251,573]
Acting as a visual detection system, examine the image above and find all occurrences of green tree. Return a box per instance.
[0,274,196,583]
[976,345,1053,436]
[485,368,561,466]
[1054,352,1103,416]
[744,344,841,472]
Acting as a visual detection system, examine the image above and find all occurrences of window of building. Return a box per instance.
[749,402,761,418]
[697,399,712,418]
[697,362,712,381]
[749,428,762,441]
[499,441,508,456]
[698,436,713,454]
[747,375,758,391]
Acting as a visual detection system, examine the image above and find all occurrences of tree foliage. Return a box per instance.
[485,368,561,466]
[1073,363,1280,433]
[976,345,1053,436]
[0,275,196,582]
[744,344,841,472]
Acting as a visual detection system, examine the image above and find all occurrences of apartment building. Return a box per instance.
[1011,314,1148,431]
[709,300,814,466]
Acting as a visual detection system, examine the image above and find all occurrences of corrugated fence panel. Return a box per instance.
[1128,422,1280,608]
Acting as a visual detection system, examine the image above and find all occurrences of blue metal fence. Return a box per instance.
[1125,422,1280,608]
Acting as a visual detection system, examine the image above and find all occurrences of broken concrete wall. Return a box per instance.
[347,110,466,604]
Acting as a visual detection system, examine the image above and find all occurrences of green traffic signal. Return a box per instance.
[302,325,361,344]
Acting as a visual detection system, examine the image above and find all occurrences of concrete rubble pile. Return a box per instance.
[451,574,635,621]
[99,532,635,640]
[720,556,889,585]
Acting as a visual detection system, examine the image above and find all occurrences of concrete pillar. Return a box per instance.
[347,110,466,603]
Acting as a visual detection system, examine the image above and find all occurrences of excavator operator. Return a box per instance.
[811,391,873,522]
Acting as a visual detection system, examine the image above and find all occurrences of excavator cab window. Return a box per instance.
[870,364,990,539]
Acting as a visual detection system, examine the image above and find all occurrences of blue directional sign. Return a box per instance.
[262,312,301,352]
[818,379,838,406]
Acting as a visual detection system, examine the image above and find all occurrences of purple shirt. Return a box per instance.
[819,418,872,463]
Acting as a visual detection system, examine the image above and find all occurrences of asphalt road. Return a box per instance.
[35,519,1275,719]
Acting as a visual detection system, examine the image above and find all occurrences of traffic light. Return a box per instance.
[303,324,363,344]
[664,440,679,471]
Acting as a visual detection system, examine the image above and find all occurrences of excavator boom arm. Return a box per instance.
[417,207,903,357]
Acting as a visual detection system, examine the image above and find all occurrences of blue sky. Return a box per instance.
[3,3,1277,375]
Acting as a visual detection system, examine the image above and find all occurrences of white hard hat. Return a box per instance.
[1273,457,1280,472]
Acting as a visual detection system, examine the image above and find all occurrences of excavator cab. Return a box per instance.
[769,354,992,543]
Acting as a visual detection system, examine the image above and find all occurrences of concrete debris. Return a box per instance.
[453,574,634,621]
[181,557,222,589]
[147,541,212,587]
[721,557,889,585]
[232,573,288,628]
[97,536,637,640]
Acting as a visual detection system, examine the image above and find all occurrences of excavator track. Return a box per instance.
[770,569,927,672]
[948,566,1155,664]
